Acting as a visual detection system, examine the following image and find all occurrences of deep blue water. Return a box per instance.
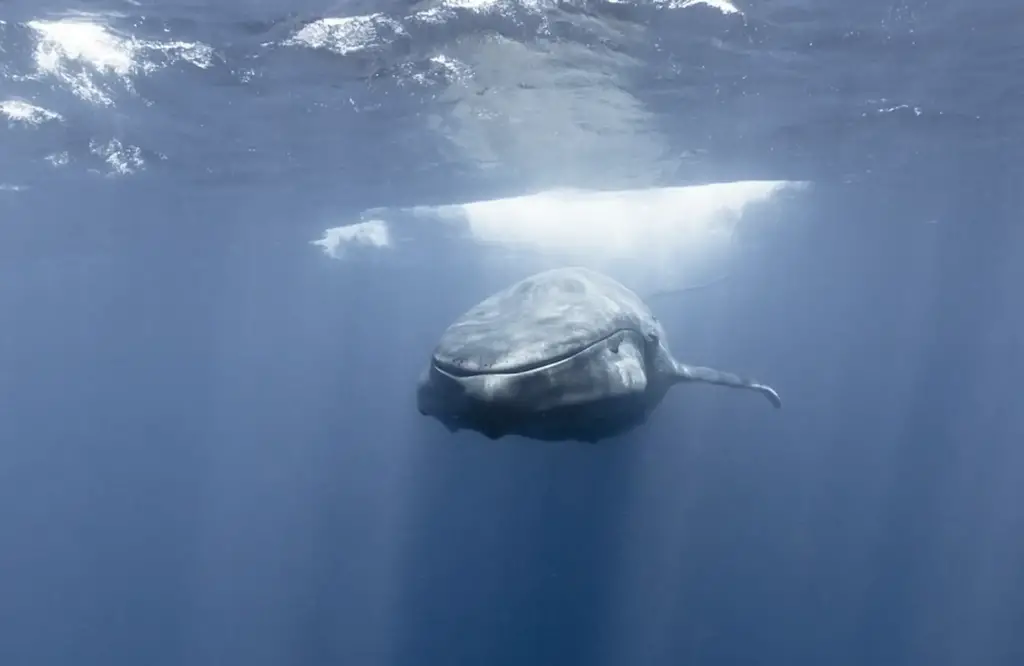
[2,0,1023,664]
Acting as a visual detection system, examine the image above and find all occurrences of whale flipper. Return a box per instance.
[674,363,782,408]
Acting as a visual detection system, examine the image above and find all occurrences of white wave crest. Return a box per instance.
[666,0,741,14]
[312,181,807,291]
[283,15,406,56]
[90,138,145,176]
[410,0,551,26]
[46,152,70,167]
[435,181,795,257]
[25,18,213,106]
[312,220,392,258]
[0,99,63,125]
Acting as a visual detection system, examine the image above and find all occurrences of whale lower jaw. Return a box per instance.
[427,328,649,414]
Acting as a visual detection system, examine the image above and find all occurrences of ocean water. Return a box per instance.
[1,0,1022,664]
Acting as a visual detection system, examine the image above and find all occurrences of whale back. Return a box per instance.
[432,267,659,376]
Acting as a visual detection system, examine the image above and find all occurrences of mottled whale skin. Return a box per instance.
[417,267,781,442]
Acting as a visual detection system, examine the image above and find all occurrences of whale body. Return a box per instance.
[416,267,781,442]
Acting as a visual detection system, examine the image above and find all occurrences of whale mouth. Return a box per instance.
[431,327,644,378]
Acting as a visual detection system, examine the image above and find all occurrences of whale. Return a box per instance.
[416,267,781,442]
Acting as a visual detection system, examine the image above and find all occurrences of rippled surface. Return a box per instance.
[3,0,1015,196]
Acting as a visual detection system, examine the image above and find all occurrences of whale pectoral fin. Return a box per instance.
[674,363,782,409]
